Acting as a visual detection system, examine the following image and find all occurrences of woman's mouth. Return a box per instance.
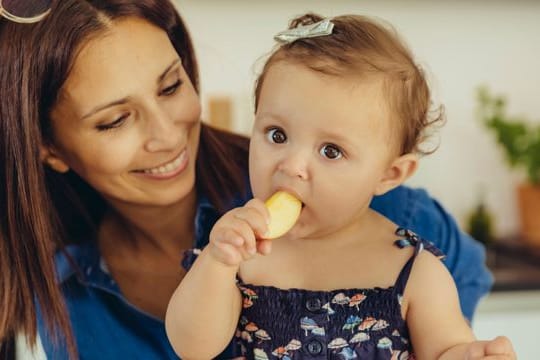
[133,149,188,179]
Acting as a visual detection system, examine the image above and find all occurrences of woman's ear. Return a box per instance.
[40,146,70,173]
[374,153,418,196]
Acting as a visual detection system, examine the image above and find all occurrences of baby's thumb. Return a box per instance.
[485,336,514,355]
[256,239,272,255]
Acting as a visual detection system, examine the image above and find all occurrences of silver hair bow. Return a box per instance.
[274,18,334,44]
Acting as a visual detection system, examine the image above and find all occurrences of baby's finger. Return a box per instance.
[237,245,254,262]
[256,239,273,255]
[228,215,259,255]
[221,215,257,256]
[209,215,246,248]
[225,228,246,247]
[232,212,267,240]
[466,341,487,359]
[485,337,515,357]
[245,198,270,216]
[242,198,270,237]
[209,241,243,266]
[211,226,245,248]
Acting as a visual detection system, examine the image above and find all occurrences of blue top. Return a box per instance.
[181,228,445,360]
[37,185,492,359]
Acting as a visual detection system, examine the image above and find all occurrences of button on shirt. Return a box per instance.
[305,298,323,313]
[304,339,324,356]
[36,186,492,359]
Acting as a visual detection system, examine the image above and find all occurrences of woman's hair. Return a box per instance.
[0,0,248,356]
[255,13,445,155]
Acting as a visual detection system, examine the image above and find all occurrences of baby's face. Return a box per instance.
[249,61,399,240]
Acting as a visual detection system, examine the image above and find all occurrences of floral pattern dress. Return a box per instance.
[182,228,444,360]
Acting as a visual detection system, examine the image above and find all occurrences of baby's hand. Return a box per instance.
[208,198,270,267]
[465,336,516,359]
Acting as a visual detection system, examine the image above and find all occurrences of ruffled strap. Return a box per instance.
[392,227,445,296]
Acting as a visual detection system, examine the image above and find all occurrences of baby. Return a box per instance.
[166,13,515,360]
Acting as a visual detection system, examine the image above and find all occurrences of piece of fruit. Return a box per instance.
[262,191,302,239]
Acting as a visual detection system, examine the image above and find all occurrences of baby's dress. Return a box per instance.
[182,228,444,360]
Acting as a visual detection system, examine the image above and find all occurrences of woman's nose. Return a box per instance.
[143,103,179,152]
[277,151,310,180]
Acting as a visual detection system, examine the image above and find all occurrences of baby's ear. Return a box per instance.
[374,153,418,196]
[40,145,70,173]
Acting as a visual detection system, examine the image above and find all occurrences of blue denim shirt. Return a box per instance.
[37,185,492,359]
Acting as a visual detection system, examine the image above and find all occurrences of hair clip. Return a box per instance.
[274,18,334,44]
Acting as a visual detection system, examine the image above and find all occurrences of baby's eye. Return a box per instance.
[320,144,343,160]
[266,127,287,144]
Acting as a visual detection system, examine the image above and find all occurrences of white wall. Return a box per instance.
[175,0,540,237]
[473,291,540,359]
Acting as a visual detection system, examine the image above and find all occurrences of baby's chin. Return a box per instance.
[281,221,321,241]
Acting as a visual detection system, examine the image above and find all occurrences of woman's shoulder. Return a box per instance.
[371,186,431,216]
[53,242,99,284]
[370,186,449,239]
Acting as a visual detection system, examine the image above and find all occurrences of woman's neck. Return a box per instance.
[99,189,198,262]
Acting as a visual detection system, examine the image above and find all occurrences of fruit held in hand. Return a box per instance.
[263,191,302,239]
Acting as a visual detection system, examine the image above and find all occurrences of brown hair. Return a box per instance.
[0,0,248,357]
[255,13,444,155]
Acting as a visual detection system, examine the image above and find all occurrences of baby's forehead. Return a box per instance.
[258,60,401,142]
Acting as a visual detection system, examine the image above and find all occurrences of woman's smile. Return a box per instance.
[132,148,189,180]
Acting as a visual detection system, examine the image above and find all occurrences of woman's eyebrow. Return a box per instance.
[158,58,181,83]
[81,98,129,120]
[80,59,182,120]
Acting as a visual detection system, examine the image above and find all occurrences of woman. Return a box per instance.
[0,0,491,359]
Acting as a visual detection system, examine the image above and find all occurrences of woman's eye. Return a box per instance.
[320,144,343,160]
[160,80,182,96]
[96,113,129,131]
[266,128,287,144]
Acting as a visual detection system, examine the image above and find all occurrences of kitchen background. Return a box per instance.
[175,0,540,358]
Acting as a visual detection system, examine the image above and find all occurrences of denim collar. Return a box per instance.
[54,194,220,290]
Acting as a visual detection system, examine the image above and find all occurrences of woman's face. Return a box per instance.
[48,17,201,208]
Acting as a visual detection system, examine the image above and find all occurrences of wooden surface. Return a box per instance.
[486,236,540,291]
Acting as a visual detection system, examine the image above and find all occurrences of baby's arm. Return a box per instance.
[165,199,269,359]
[406,252,515,359]
[165,248,242,359]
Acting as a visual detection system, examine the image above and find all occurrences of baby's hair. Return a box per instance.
[255,13,445,155]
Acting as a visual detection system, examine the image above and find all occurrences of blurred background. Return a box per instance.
[175,0,540,357]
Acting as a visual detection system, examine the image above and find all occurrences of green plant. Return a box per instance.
[477,86,540,185]
[466,200,494,245]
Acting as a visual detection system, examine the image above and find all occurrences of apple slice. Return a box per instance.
[262,191,302,239]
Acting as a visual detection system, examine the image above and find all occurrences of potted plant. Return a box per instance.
[467,196,494,246]
[477,86,540,245]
